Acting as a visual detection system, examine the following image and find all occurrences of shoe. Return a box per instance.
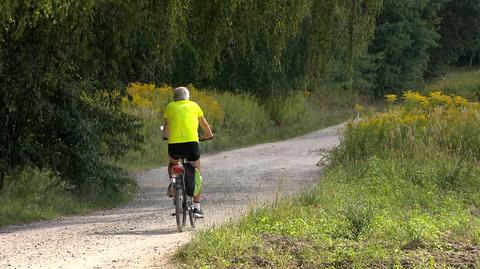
[167,183,174,197]
[193,208,204,218]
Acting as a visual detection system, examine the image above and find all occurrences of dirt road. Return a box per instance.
[0,124,342,268]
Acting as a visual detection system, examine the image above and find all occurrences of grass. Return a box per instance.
[425,67,480,100]
[176,157,480,268]
[175,73,480,268]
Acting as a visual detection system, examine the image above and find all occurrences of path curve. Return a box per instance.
[0,124,343,268]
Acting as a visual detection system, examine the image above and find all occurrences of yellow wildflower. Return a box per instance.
[403,91,430,107]
[399,113,427,125]
[453,95,469,106]
[355,104,365,113]
[429,91,452,106]
[131,94,153,108]
[385,94,397,103]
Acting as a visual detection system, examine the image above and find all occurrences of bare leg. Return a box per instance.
[194,159,201,171]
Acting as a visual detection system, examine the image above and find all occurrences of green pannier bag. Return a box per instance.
[183,163,203,197]
[194,168,202,197]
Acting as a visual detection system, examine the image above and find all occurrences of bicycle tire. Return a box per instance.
[188,203,195,227]
[175,177,184,232]
[182,200,187,228]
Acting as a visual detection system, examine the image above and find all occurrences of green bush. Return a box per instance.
[201,91,273,152]
[0,167,88,226]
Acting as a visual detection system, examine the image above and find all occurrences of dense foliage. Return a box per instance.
[432,0,480,67]
[0,1,145,197]
[358,0,480,96]
[364,0,445,96]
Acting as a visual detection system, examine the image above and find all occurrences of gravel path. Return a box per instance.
[0,124,343,269]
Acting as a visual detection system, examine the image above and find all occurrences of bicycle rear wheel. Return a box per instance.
[175,177,184,232]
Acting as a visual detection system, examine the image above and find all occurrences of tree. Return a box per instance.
[365,0,445,96]
[0,0,143,196]
[433,0,480,67]
[175,0,311,96]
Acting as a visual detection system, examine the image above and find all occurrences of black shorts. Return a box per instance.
[168,142,200,161]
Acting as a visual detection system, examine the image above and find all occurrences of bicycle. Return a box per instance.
[167,137,213,232]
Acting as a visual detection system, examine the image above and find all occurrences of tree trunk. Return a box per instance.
[470,53,475,67]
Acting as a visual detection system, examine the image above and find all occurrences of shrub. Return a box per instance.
[0,167,85,226]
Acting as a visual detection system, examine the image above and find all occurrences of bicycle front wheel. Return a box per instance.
[188,204,195,227]
[175,178,184,232]
[186,197,195,227]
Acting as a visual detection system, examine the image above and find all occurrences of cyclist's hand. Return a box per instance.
[199,135,214,141]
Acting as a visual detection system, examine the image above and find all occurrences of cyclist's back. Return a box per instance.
[164,100,203,144]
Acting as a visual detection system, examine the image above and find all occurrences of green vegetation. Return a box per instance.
[1,0,480,228]
[425,68,480,100]
[432,0,480,68]
[0,1,382,223]
[119,83,361,172]
[0,167,135,226]
[363,0,444,96]
[176,86,480,268]
[0,167,136,227]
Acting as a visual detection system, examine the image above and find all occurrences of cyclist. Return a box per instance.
[163,86,214,218]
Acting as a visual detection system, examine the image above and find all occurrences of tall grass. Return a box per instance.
[331,91,480,163]
[175,90,480,268]
[178,157,480,268]
[425,68,480,100]
[199,92,272,152]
